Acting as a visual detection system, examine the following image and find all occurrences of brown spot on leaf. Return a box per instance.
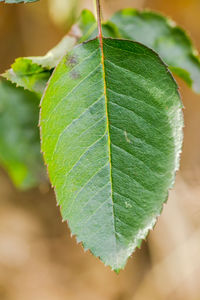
[70,70,80,80]
[66,54,78,68]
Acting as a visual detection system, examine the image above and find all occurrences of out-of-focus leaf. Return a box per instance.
[2,36,76,95]
[40,37,183,271]
[111,9,200,93]
[0,79,44,189]
[78,9,97,37]
[78,9,119,42]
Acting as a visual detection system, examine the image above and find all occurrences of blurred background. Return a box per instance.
[0,0,200,299]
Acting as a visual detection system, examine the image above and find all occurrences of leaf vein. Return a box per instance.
[111,142,161,177]
[110,124,165,156]
[67,165,110,216]
[112,166,154,194]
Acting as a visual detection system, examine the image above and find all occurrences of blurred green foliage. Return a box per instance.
[0,80,44,189]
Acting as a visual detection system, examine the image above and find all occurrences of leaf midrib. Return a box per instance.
[99,36,119,266]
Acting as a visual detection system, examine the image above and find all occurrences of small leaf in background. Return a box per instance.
[78,9,97,37]
[40,38,183,270]
[0,79,44,189]
[3,59,51,95]
[78,9,119,42]
[111,9,200,93]
[2,35,77,95]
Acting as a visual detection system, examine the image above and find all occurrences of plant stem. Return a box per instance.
[96,0,103,39]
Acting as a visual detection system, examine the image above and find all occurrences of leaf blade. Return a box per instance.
[40,38,183,270]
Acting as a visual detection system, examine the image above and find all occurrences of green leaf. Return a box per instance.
[40,38,183,271]
[78,9,97,37]
[3,59,51,95]
[2,36,76,95]
[78,9,120,42]
[0,0,38,3]
[0,79,44,189]
[111,9,200,93]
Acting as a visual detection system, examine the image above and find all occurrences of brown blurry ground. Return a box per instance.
[0,0,200,299]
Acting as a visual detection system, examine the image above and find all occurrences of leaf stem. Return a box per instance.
[96,0,103,40]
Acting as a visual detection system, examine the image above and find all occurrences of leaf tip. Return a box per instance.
[113,268,122,274]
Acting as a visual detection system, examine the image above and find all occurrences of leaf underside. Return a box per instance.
[28,36,77,69]
[40,37,183,271]
[3,58,51,95]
